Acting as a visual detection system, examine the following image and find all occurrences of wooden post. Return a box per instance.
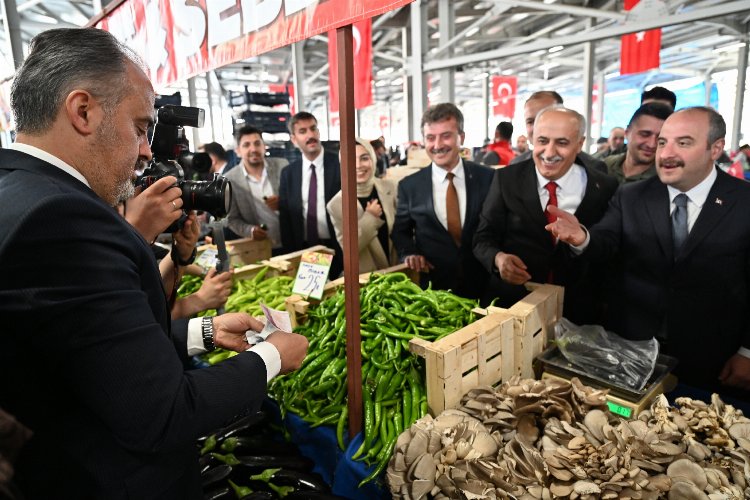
[336,25,363,439]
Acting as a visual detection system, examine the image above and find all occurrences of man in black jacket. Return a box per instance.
[0,28,308,499]
[473,106,618,323]
[278,111,342,276]
[391,103,495,299]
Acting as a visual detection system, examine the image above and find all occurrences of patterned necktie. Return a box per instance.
[544,182,558,243]
[307,164,319,244]
[672,193,688,253]
[446,172,461,246]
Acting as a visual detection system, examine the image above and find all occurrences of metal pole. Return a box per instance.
[401,27,413,141]
[2,0,24,69]
[336,25,363,441]
[732,37,748,151]
[205,73,216,142]
[482,75,490,143]
[410,0,427,141]
[596,71,606,141]
[292,42,306,111]
[581,20,595,152]
[438,0,455,103]
[187,77,201,147]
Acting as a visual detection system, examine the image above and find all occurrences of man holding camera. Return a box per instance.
[225,125,288,252]
[0,28,308,499]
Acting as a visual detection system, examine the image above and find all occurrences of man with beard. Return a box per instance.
[278,111,342,275]
[224,125,288,252]
[0,28,309,499]
[473,106,618,323]
[391,103,495,299]
[548,107,750,397]
[605,103,673,184]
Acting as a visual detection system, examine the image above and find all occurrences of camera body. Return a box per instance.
[138,105,232,219]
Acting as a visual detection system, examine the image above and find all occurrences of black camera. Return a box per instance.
[138,105,232,219]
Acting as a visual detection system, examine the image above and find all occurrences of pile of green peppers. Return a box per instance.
[268,272,477,486]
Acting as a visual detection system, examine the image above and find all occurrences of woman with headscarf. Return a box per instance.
[326,138,398,274]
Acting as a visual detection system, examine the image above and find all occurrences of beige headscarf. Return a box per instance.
[354,137,378,198]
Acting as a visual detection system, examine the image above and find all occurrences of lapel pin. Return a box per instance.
[715,197,723,205]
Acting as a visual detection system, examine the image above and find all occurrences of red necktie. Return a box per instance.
[446,172,461,246]
[544,182,558,283]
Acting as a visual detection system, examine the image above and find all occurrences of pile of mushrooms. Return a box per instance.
[386,376,750,499]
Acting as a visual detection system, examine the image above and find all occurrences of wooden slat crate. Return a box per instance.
[408,282,564,415]
[185,237,272,275]
[284,263,418,328]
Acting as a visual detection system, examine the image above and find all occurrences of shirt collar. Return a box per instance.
[666,166,717,207]
[534,162,583,191]
[241,161,268,183]
[431,157,465,182]
[302,150,325,170]
[10,142,90,187]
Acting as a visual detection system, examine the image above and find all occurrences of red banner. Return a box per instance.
[620,0,661,75]
[328,18,372,112]
[269,83,296,115]
[96,0,412,88]
[491,76,517,119]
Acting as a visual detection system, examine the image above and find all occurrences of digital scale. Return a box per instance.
[536,346,678,419]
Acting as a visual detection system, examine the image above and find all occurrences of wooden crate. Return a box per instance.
[185,237,272,275]
[409,312,515,416]
[408,282,564,415]
[284,263,417,328]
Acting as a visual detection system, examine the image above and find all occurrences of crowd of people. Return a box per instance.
[2,26,750,498]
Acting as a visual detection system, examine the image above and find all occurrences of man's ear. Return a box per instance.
[459,132,466,146]
[64,89,103,136]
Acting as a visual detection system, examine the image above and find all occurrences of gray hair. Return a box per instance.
[11,28,139,134]
[535,105,586,139]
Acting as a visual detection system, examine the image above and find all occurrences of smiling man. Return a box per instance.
[547,106,750,397]
[391,103,495,298]
[473,106,618,321]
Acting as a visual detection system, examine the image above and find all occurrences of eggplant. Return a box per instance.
[255,469,330,493]
[235,454,314,472]
[200,464,233,488]
[219,435,301,456]
[238,493,275,500]
[200,411,267,443]
[284,492,349,500]
[199,453,221,473]
[203,486,232,500]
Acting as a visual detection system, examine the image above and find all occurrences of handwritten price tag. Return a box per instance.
[291,251,333,300]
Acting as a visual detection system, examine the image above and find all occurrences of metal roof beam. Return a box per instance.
[425,0,750,71]
[489,0,625,21]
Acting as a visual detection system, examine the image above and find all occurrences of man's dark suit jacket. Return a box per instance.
[278,151,342,275]
[511,149,608,175]
[473,156,618,323]
[0,149,268,499]
[583,169,750,392]
[391,161,495,299]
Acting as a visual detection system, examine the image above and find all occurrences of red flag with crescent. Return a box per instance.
[491,76,517,119]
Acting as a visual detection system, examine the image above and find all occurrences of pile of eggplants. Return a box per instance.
[199,411,346,500]
[268,272,478,485]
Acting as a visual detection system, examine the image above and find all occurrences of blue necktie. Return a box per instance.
[672,193,688,253]
[307,164,319,244]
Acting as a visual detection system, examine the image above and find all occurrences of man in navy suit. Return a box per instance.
[391,103,495,299]
[0,28,308,499]
[473,107,618,324]
[278,111,342,276]
[549,107,750,395]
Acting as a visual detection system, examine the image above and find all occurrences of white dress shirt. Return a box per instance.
[242,163,282,249]
[11,142,281,381]
[431,158,467,229]
[300,150,331,240]
[534,163,587,214]
[666,166,717,233]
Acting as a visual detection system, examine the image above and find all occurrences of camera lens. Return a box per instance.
[180,176,232,218]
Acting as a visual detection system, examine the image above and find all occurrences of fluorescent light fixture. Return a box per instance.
[548,45,564,53]
[712,42,746,54]
[501,69,513,76]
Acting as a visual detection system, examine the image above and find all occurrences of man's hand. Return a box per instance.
[494,252,531,285]
[404,254,434,273]
[264,195,280,211]
[250,225,268,240]
[545,205,587,246]
[212,313,264,352]
[172,212,200,262]
[194,269,233,310]
[125,176,183,242]
[365,199,383,218]
[265,331,309,374]
[719,353,750,390]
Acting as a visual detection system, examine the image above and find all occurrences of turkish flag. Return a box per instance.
[491,76,517,119]
[328,19,372,113]
[620,0,661,75]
